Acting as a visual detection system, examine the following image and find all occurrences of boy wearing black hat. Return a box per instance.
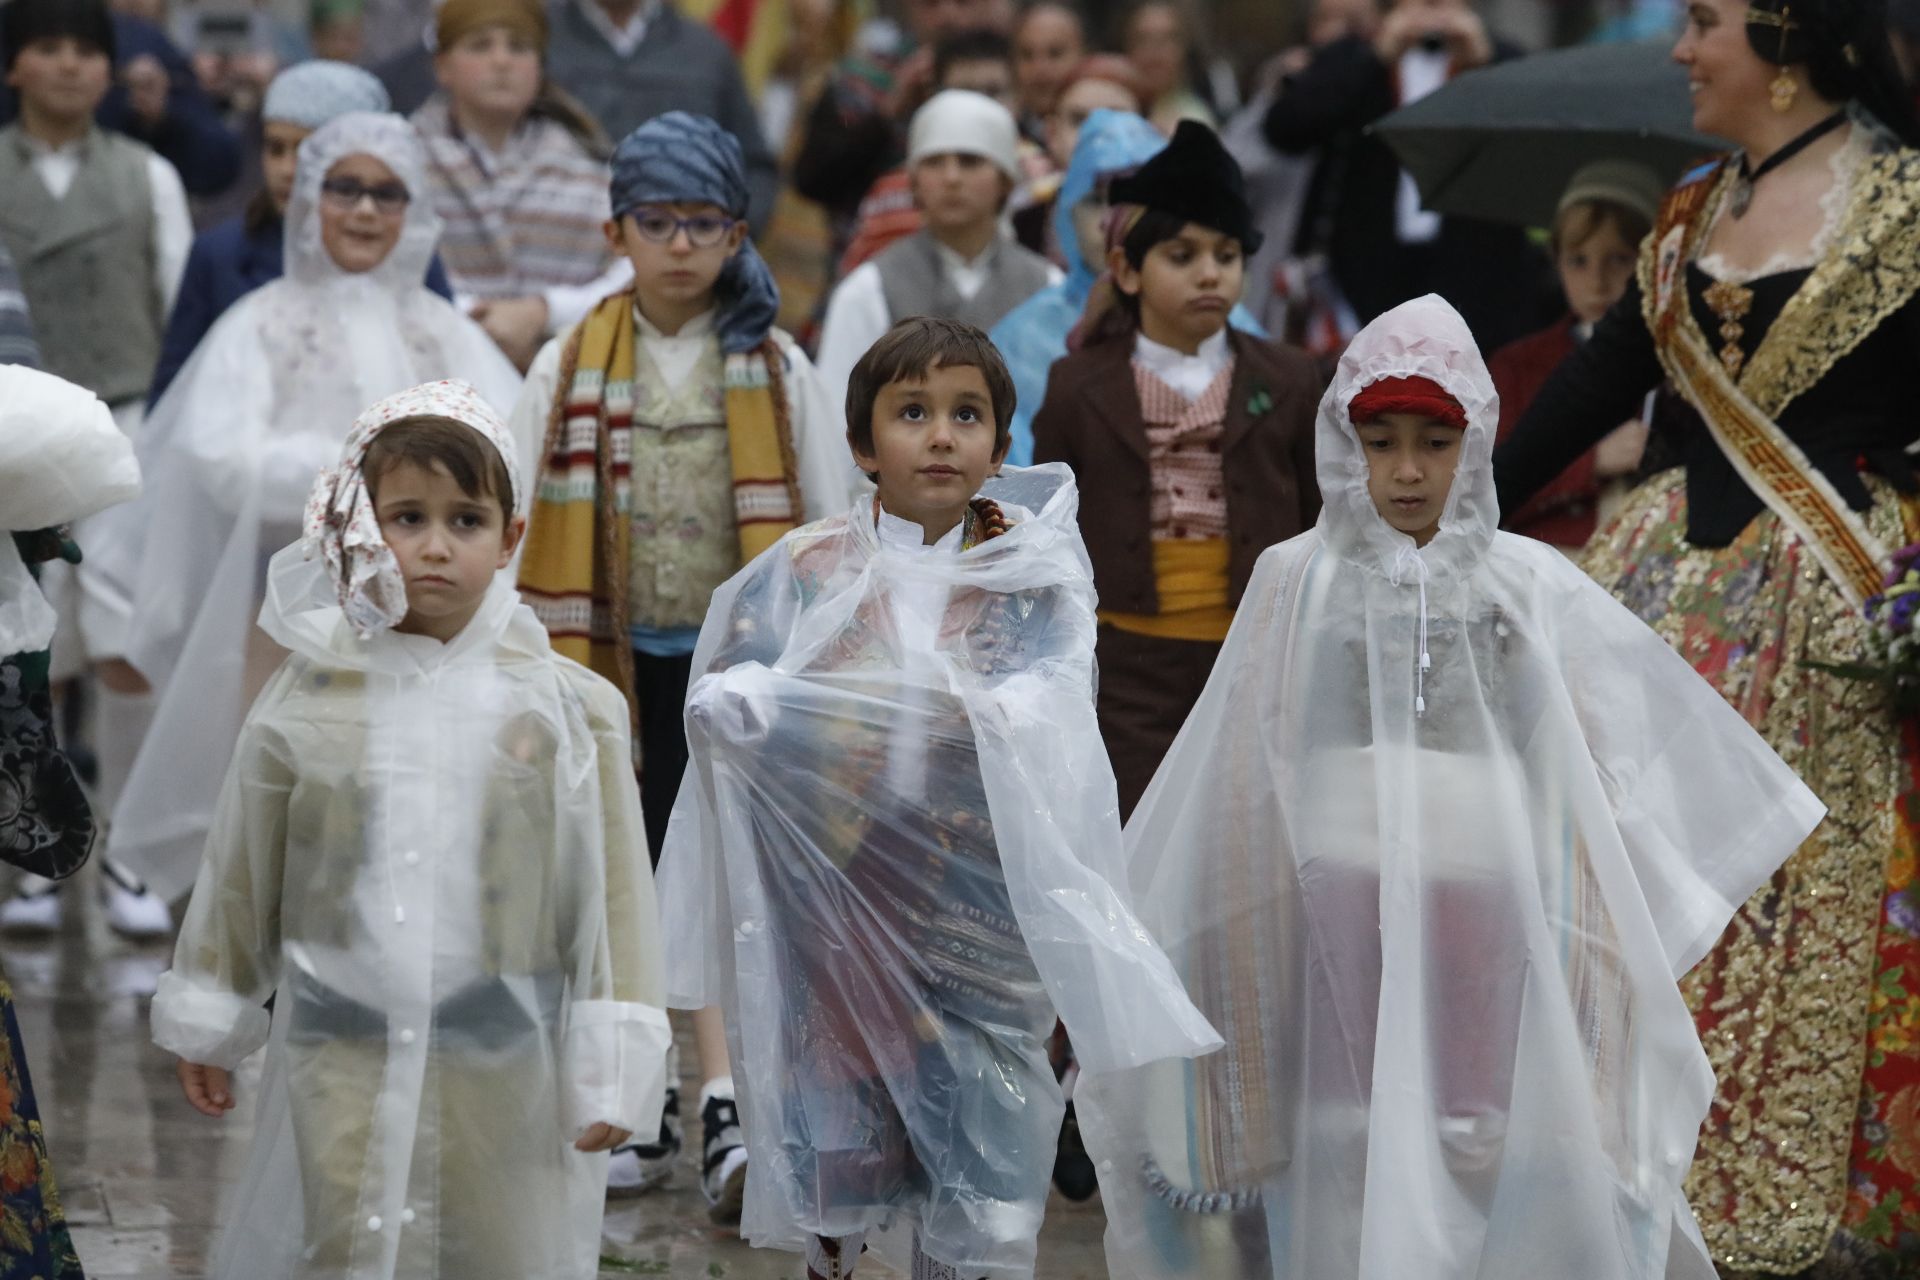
[1032,120,1323,817]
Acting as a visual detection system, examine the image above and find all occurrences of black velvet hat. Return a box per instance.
[2,0,118,71]
[1107,119,1264,255]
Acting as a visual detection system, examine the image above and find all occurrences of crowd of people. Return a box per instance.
[3,0,1920,1276]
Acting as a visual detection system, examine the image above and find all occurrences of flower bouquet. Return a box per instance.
[1805,542,1920,717]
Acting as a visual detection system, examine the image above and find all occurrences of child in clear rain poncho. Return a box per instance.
[150,381,668,1280]
[657,317,1219,1280]
[1074,295,1827,1280]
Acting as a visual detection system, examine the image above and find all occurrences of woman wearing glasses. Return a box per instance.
[84,110,521,922]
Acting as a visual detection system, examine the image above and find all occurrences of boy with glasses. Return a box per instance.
[511,112,849,1223]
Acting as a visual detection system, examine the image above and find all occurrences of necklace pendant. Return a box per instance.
[1729,179,1753,219]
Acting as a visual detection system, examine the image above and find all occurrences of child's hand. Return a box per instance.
[176,1060,235,1118]
[573,1122,632,1154]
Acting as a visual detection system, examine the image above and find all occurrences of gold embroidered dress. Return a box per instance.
[1493,117,1920,1276]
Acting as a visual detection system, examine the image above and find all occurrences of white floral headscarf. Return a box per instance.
[302,380,522,637]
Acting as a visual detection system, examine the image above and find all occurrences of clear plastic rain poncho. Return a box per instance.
[657,464,1220,1277]
[1073,296,1827,1280]
[90,111,523,900]
[150,383,667,1280]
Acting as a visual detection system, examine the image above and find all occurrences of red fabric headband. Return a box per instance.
[1349,376,1467,429]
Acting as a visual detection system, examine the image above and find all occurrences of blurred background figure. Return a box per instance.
[1010,0,1083,138]
[411,0,625,370]
[1261,0,1550,350]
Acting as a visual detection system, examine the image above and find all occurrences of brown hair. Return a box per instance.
[1550,198,1652,258]
[846,316,1016,462]
[364,417,514,522]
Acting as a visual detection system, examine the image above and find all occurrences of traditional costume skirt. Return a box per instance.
[1581,469,1920,1276]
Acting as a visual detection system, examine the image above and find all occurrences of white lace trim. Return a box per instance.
[1694,122,1870,284]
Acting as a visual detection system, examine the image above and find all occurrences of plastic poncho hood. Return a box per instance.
[656,463,1218,1278]
[93,112,523,901]
[1074,301,1827,1280]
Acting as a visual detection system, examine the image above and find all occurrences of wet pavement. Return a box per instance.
[8,860,1110,1279]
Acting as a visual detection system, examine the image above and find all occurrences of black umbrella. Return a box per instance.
[1371,40,1728,228]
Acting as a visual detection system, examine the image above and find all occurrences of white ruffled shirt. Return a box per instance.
[1132,328,1232,404]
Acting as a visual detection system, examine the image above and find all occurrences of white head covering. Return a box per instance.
[907,88,1022,182]
[261,60,391,130]
[303,380,523,637]
[285,111,441,291]
[1075,296,1825,1280]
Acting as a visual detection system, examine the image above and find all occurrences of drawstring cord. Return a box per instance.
[1389,546,1433,717]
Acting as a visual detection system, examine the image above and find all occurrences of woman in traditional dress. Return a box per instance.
[1493,0,1920,1271]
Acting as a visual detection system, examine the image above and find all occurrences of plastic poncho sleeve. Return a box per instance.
[150,664,297,1071]
[557,663,673,1139]
[1554,577,1828,977]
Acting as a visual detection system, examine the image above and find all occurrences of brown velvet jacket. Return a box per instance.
[1030,329,1324,615]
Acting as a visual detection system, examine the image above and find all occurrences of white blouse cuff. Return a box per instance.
[149,970,272,1070]
[562,1000,672,1139]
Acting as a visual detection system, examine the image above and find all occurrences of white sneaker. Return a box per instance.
[100,859,171,939]
[0,878,63,935]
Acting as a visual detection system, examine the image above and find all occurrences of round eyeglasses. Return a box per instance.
[320,177,411,215]
[628,209,738,248]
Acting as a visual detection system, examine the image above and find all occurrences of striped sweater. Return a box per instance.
[412,95,617,304]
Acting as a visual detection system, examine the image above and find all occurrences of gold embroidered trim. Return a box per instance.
[1737,148,1920,417]
[1704,278,1756,377]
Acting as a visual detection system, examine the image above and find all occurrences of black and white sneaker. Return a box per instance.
[100,857,171,938]
[0,875,63,935]
[607,1085,681,1196]
[701,1092,747,1225]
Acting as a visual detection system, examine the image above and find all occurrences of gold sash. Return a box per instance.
[1639,158,1893,605]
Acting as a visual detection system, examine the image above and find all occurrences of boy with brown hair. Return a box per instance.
[156,380,667,1280]
[658,316,1216,1280]
[1487,160,1665,550]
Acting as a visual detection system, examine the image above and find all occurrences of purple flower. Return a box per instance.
[1892,593,1920,634]
[1893,542,1920,573]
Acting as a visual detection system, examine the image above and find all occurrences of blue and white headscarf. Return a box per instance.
[610,112,778,355]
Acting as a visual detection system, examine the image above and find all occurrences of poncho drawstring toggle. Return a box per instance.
[1389,544,1433,717]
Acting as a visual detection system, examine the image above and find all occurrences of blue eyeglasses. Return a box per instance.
[627,208,738,247]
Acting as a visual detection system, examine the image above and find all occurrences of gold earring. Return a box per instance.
[1770,67,1798,112]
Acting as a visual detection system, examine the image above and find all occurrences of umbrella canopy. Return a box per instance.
[1372,40,1727,228]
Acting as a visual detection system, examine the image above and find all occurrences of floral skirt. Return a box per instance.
[1581,470,1920,1278]
[0,962,84,1279]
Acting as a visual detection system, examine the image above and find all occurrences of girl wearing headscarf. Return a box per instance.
[411,0,630,372]
[1494,0,1920,1266]
[511,110,845,1217]
[82,112,522,924]
[151,380,666,1280]
[1076,295,1825,1280]
[148,60,456,407]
